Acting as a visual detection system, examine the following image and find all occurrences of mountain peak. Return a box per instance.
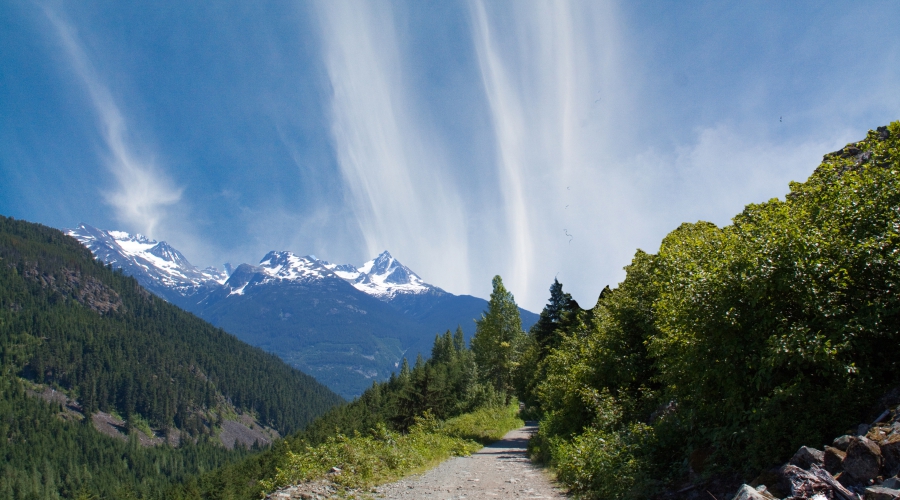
[67,224,222,307]
[256,250,335,284]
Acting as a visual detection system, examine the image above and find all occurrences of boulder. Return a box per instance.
[883,434,900,477]
[865,485,900,500]
[824,446,847,474]
[791,446,826,470]
[845,436,884,483]
[780,464,857,500]
[731,484,777,500]
[834,435,854,452]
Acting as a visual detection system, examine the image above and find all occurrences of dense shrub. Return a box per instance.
[528,122,900,496]
[553,423,657,500]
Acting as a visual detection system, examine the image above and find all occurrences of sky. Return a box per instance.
[2,1,899,311]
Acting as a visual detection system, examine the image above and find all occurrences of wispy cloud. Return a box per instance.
[624,124,855,234]
[42,6,182,238]
[468,0,629,308]
[314,1,470,291]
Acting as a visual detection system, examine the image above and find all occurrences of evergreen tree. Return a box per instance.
[528,279,579,354]
[471,276,524,401]
[513,279,583,409]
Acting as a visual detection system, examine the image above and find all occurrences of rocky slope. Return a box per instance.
[730,399,900,500]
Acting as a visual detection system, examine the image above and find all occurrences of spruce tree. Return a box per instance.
[529,278,578,353]
[471,275,524,401]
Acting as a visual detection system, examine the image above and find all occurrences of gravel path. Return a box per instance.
[372,426,568,499]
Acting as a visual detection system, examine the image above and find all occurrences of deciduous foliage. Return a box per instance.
[530,122,900,498]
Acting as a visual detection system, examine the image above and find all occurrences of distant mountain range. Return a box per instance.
[69,224,538,398]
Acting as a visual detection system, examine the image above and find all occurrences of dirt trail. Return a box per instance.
[372,426,568,499]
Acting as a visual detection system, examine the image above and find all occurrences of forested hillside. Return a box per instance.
[513,122,900,498]
[0,216,343,498]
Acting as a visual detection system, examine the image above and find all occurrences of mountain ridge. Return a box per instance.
[67,224,539,398]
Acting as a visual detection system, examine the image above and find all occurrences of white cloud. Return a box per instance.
[468,0,630,309]
[43,6,182,239]
[466,1,859,311]
[625,125,856,232]
[314,1,470,292]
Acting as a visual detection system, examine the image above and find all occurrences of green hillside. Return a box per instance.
[0,215,344,498]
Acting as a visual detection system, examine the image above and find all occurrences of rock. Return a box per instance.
[791,446,826,470]
[834,435,854,452]
[892,422,900,435]
[883,434,900,477]
[780,464,857,500]
[871,427,891,443]
[865,485,900,500]
[877,126,891,141]
[845,436,884,483]
[825,446,848,474]
[731,484,778,500]
[884,477,900,489]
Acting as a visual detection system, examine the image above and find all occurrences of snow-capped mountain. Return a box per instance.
[324,251,438,299]
[67,224,538,398]
[70,223,440,307]
[67,223,227,307]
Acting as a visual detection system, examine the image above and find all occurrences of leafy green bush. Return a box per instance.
[649,122,900,467]
[553,423,657,500]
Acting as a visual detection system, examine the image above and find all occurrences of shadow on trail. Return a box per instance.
[476,425,538,453]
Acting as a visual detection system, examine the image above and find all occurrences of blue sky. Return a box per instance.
[2,1,899,310]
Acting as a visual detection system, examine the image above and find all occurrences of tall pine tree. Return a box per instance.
[471,276,524,401]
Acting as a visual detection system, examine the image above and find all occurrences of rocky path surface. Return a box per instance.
[372,426,568,499]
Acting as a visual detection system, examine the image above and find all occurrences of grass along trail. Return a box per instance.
[372,425,567,499]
